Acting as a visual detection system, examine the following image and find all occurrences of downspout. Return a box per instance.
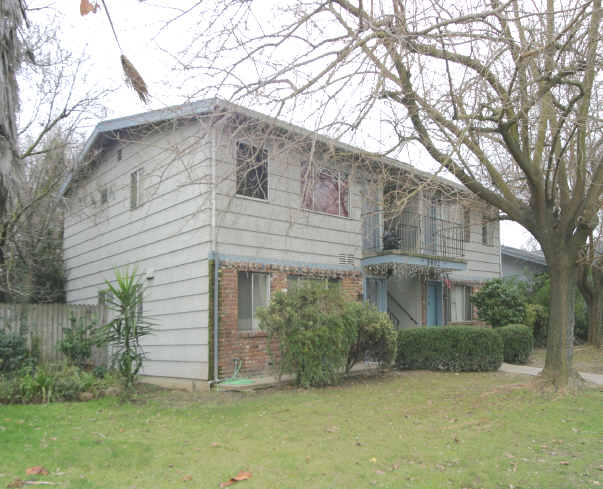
[210,125,221,385]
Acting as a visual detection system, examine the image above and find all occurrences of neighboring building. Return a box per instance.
[62,99,501,390]
[501,245,547,281]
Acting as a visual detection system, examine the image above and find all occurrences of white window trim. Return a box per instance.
[238,271,271,332]
[130,168,144,209]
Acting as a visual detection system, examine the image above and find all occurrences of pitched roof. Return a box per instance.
[501,245,547,266]
[61,98,470,196]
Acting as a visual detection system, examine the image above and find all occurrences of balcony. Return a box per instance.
[362,211,466,271]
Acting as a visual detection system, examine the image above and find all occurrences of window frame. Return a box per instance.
[237,271,271,332]
[287,275,341,291]
[481,212,495,246]
[463,208,471,242]
[130,168,144,209]
[450,284,473,322]
[301,161,350,218]
[235,141,269,201]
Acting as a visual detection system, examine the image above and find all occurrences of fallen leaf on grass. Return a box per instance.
[559,461,569,465]
[369,457,377,463]
[210,442,221,448]
[326,426,338,433]
[25,468,48,476]
[598,466,603,471]
[435,464,446,471]
[7,479,24,489]
[375,470,385,475]
[182,475,192,482]
[219,471,251,488]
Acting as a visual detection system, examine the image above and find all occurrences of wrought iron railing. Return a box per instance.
[364,211,464,258]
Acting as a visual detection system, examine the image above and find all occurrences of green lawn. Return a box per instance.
[0,371,601,489]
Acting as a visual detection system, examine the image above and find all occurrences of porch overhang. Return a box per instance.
[361,253,467,271]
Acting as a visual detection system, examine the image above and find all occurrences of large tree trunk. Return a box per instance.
[542,248,579,388]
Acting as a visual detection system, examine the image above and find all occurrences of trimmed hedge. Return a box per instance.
[396,326,503,372]
[343,302,397,373]
[496,324,533,364]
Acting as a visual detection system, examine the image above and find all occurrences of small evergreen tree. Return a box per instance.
[471,279,526,328]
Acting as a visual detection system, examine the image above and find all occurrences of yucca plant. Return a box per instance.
[102,268,152,391]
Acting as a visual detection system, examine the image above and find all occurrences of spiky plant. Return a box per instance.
[102,268,152,391]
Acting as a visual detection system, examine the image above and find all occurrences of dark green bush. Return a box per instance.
[396,326,503,372]
[57,314,103,368]
[343,302,397,372]
[258,282,355,387]
[524,304,548,347]
[0,329,31,374]
[0,364,111,404]
[471,278,526,328]
[496,324,533,364]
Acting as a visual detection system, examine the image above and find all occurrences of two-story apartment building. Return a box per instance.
[63,99,501,391]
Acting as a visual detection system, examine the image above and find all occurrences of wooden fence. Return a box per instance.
[0,303,108,366]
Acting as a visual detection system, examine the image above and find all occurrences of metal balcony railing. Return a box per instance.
[363,211,464,259]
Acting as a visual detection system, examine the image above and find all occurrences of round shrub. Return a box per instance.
[496,324,533,364]
[471,278,526,328]
[396,326,503,372]
[343,302,397,372]
[258,282,355,387]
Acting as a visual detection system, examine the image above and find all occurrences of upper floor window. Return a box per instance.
[463,208,471,242]
[99,186,109,205]
[482,212,495,246]
[130,168,143,209]
[301,161,349,217]
[236,142,268,200]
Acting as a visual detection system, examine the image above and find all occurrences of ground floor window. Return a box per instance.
[449,285,472,322]
[287,275,340,291]
[238,272,270,331]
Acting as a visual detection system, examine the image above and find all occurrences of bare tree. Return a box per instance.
[1,131,72,303]
[171,0,602,388]
[0,2,109,302]
[0,0,26,265]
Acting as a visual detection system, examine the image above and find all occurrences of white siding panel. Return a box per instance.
[141,326,208,346]
[140,360,208,380]
[143,344,208,362]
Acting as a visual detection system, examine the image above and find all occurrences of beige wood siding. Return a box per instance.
[213,126,362,266]
[64,120,211,381]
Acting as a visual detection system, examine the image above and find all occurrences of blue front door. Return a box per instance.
[365,278,388,313]
[427,281,442,326]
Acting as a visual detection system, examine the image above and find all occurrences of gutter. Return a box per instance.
[210,125,221,386]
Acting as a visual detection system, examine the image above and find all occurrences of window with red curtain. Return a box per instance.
[301,162,349,217]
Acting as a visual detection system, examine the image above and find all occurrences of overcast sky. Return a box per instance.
[26,0,534,249]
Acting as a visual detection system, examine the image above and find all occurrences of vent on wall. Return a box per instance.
[338,253,355,265]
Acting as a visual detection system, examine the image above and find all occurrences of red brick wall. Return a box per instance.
[216,261,362,377]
